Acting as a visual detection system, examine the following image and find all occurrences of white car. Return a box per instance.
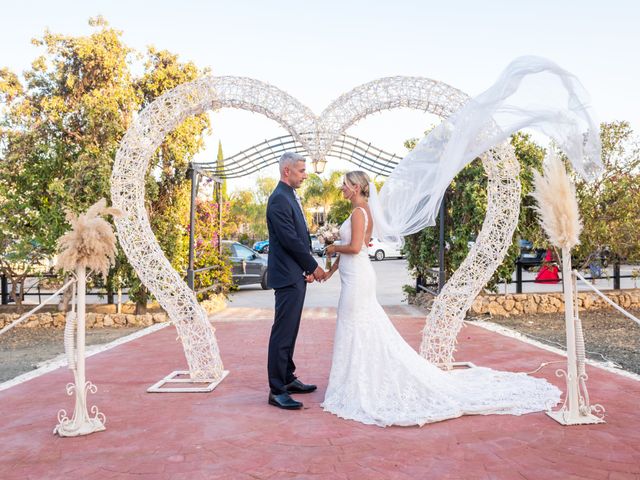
[367,238,404,261]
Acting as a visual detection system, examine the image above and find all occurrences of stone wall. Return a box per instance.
[0,295,227,329]
[411,289,640,317]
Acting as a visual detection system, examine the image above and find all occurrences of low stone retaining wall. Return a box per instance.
[0,311,168,329]
[0,296,227,329]
[411,289,640,317]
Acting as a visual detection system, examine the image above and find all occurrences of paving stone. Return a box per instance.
[0,307,638,479]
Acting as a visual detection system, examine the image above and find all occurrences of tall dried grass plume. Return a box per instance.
[531,151,582,250]
[56,199,123,276]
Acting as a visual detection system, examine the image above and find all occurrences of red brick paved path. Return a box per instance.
[1,307,639,479]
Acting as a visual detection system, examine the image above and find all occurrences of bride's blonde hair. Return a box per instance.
[344,171,371,198]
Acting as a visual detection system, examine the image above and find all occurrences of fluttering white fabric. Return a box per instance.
[322,208,561,427]
[372,56,603,244]
[367,181,396,243]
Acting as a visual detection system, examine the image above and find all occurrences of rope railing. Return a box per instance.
[0,278,77,337]
[575,270,640,327]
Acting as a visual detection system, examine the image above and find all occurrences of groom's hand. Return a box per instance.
[305,274,315,283]
[313,266,327,282]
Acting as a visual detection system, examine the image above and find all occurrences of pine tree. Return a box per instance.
[216,141,228,201]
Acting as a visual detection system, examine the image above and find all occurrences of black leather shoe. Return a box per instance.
[268,392,303,410]
[285,379,317,394]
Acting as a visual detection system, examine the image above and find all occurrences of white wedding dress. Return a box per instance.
[321,208,561,427]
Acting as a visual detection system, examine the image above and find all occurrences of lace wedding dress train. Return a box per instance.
[321,208,561,427]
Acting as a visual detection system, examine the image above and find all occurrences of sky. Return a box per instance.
[2,0,639,191]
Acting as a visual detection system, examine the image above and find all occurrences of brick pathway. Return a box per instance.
[1,307,639,479]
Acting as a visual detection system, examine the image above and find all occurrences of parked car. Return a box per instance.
[367,238,404,261]
[519,239,534,251]
[311,234,324,256]
[252,239,269,254]
[573,246,611,270]
[222,241,269,289]
[319,246,338,258]
[517,239,546,269]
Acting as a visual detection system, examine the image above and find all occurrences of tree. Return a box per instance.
[326,199,352,226]
[0,18,217,313]
[0,234,45,308]
[0,16,138,304]
[193,199,233,298]
[0,17,137,244]
[302,170,344,227]
[255,176,277,206]
[573,121,640,265]
[226,176,277,244]
[403,133,546,290]
[228,189,254,239]
[216,141,228,201]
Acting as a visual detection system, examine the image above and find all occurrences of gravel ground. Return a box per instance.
[0,327,143,383]
[467,309,640,375]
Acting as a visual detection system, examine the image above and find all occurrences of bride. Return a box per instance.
[317,56,602,427]
[321,171,561,427]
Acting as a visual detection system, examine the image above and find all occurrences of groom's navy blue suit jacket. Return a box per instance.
[266,181,318,289]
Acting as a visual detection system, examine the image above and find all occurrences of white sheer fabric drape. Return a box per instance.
[370,56,603,245]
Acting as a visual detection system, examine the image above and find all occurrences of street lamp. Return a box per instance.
[312,157,327,174]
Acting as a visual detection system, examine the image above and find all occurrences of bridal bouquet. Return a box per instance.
[316,223,340,269]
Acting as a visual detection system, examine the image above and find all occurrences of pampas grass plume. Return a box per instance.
[56,199,123,276]
[531,151,582,250]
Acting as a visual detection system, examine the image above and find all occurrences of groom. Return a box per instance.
[266,152,326,410]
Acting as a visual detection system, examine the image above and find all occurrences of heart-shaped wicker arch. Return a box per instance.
[111,76,521,380]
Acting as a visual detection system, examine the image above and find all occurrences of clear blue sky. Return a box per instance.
[2,0,639,189]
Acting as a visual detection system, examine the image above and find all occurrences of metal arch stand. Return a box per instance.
[186,163,224,291]
[148,370,229,393]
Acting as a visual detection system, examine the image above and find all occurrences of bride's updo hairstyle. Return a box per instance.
[344,171,371,198]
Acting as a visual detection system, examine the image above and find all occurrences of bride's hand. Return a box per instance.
[326,244,336,256]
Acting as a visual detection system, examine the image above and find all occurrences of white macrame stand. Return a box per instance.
[546,251,605,425]
[54,265,106,436]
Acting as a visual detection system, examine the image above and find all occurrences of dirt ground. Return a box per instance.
[467,308,640,375]
[0,326,144,383]
[0,303,168,383]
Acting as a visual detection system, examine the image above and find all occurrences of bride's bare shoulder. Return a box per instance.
[352,205,371,219]
[350,207,366,219]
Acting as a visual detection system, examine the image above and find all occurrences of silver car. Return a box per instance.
[311,234,324,257]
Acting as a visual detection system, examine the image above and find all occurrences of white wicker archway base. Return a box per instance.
[420,144,521,366]
[111,76,520,380]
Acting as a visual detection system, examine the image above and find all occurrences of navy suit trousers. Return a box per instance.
[268,278,307,394]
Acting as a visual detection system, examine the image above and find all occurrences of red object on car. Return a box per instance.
[535,249,560,283]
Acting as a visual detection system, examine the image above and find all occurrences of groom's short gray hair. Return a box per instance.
[279,152,305,173]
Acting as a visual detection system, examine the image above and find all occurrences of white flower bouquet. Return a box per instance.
[316,223,340,269]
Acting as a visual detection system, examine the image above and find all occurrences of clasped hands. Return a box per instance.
[306,265,331,283]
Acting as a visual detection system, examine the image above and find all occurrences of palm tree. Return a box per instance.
[302,171,344,227]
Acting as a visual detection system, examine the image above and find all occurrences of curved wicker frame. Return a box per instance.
[111,75,521,378]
